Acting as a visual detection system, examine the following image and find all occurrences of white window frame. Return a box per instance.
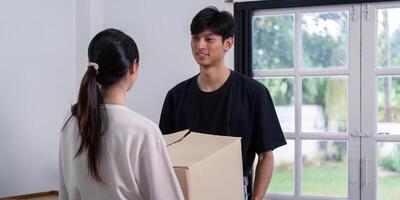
[361,2,400,200]
[253,4,361,200]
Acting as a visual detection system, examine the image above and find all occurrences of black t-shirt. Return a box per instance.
[159,70,286,176]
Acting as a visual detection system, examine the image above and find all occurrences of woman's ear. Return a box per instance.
[129,59,138,75]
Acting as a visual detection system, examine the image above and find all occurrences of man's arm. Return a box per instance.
[252,150,274,200]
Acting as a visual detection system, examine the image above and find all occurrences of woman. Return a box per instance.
[59,29,183,200]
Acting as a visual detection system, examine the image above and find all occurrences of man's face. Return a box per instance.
[191,29,232,67]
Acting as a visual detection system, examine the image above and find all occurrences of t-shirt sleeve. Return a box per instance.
[252,86,287,153]
[134,129,184,200]
[159,90,176,134]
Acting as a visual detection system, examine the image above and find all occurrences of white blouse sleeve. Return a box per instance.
[134,129,184,200]
[59,137,69,200]
[59,113,70,200]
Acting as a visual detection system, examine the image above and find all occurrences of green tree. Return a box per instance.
[252,15,294,70]
[252,12,351,134]
[377,10,400,122]
[257,78,294,106]
[302,12,348,68]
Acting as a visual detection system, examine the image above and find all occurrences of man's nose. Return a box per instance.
[198,39,206,49]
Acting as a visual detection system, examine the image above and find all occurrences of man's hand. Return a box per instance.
[252,150,274,200]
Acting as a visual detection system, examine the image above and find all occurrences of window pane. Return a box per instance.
[377,142,400,200]
[302,77,348,132]
[377,8,400,68]
[302,140,348,197]
[377,76,400,135]
[302,11,348,68]
[268,140,295,194]
[252,14,294,70]
[256,77,295,132]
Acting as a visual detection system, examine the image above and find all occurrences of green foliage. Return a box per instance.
[270,162,400,199]
[305,141,347,163]
[378,77,400,122]
[316,141,347,162]
[391,30,400,66]
[302,77,328,106]
[379,157,400,173]
[253,12,348,105]
[325,79,347,132]
[252,15,294,70]
[253,10,400,131]
[376,10,400,122]
[377,10,400,67]
[302,162,348,196]
[302,32,347,68]
[301,12,347,68]
[379,144,400,174]
[256,78,294,106]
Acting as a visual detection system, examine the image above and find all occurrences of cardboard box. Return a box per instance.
[164,130,243,200]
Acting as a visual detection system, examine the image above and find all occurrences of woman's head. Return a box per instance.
[71,28,139,183]
[88,28,140,88]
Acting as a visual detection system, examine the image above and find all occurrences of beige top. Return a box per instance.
[59,104,184,200]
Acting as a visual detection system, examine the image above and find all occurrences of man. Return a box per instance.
[159,6,286,200]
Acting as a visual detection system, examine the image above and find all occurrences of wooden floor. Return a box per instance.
[17,195,57,200]
[0,192,58,200]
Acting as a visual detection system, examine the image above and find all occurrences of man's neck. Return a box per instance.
[197,64,231,92]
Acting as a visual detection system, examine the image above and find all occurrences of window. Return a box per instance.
[235,1,400,199]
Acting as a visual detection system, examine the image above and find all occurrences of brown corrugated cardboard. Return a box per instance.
[164,130,243,200]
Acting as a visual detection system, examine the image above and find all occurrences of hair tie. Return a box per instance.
[88,62,99,74]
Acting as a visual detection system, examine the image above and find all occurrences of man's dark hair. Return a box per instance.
[190,6,235,41]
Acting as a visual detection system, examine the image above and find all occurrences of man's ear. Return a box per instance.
[224,37,234,52]
[129,59,138,75]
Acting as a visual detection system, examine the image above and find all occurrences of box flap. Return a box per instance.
[165,131,241,167]
[164,129,190,145]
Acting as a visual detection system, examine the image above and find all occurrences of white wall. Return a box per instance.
[0,0,234,197]
[0,0,75,197]
[75,0,104,89]
[102,0,234,123]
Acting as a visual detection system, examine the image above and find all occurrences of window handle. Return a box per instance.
[361,158,369,190]
[377,132,389,135]
[362,4,371,21]
[350,129,360,137]
[350,129,373,137]
[349,157,358,185]
[351,5,358,21]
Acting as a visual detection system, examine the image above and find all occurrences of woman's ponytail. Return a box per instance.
[72,64,107,183]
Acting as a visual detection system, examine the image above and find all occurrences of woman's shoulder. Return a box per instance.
[106,105,162,142]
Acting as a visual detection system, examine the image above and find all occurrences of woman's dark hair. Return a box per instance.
[65,28,139,182]
[190,6,235,41]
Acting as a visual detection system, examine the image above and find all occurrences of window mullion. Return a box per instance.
[294,9,302,198]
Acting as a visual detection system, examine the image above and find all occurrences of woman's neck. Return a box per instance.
[102,85,126,105]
